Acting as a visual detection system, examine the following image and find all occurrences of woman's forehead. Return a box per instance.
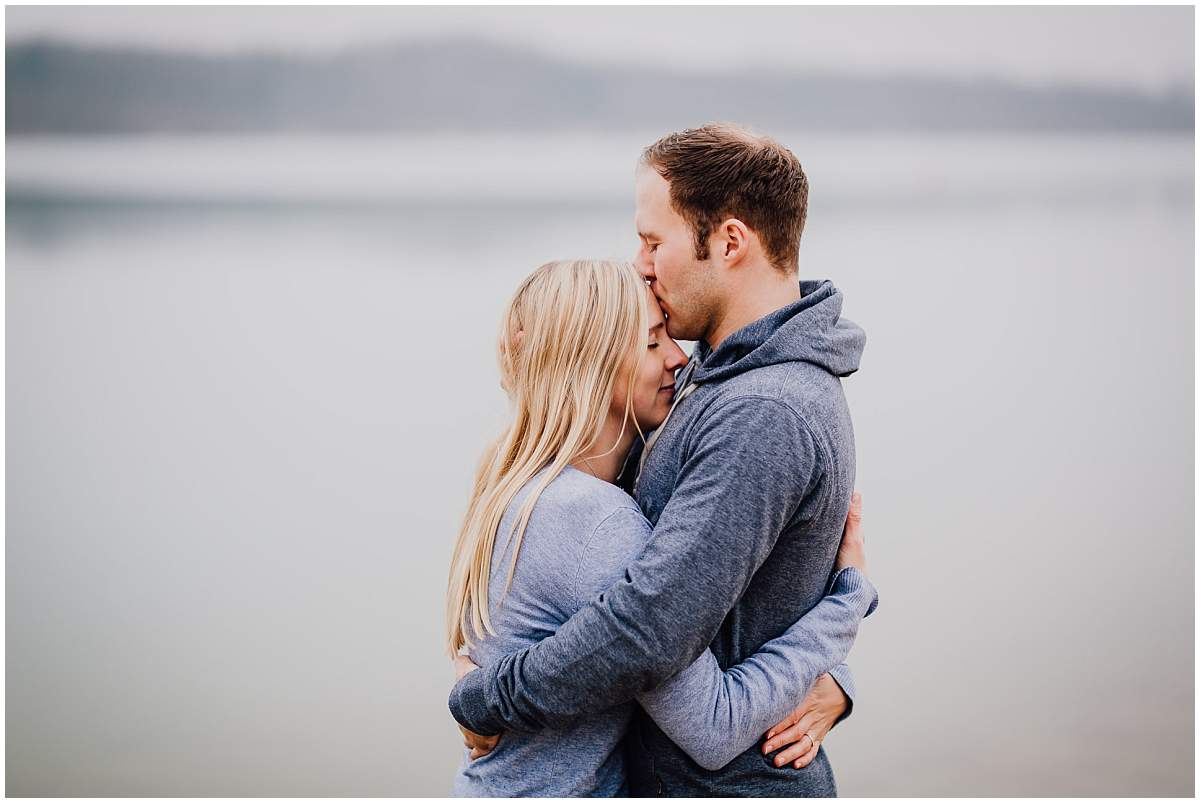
[644,286,666,326]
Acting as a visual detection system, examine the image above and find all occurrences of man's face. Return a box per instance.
[634,166,719,342]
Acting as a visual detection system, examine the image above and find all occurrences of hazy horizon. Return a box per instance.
[6,6,1193,93]
[7,40,1192,136]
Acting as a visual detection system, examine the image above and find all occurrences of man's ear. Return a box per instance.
[717,218,751,266]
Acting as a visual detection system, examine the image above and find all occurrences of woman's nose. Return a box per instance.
[666,342,687,370]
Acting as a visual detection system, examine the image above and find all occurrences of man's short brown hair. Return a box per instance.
[641,123,808,274]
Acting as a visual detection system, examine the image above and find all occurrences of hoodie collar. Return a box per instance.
[689,279,865,385]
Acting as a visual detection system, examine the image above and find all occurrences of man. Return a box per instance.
[450,123,867,796]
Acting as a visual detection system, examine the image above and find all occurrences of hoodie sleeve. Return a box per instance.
[448,396,826,735]
[635,566,878,771]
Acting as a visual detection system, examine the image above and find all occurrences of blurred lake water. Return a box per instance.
[6,131,1194,796]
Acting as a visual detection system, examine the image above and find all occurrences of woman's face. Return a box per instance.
[612,287,689,430]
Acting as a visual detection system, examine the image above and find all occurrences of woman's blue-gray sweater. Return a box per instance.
[452,465,877,797]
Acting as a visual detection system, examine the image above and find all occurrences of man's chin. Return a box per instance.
[665,320,697,342]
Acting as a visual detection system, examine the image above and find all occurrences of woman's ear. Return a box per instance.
[498,330,526,394]
[500,329,526,360]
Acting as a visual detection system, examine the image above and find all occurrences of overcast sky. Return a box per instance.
[6,6,1194,93]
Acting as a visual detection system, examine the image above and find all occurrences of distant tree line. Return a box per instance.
[6,39,1194,134]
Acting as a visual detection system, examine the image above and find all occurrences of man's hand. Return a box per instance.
[453,656,500,760]
[761,672,848,768]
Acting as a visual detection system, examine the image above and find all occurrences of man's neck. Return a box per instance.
[706,272,802,350]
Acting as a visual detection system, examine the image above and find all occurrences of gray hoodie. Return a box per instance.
[450,279,867,796]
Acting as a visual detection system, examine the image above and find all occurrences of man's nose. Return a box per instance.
[635,249,655,279]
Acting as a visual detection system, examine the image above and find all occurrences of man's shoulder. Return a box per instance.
[695,362,846,425]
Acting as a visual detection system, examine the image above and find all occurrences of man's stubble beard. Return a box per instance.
[669,267,722,344]
[664,298,718,343]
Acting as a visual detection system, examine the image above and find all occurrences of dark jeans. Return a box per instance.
[625,711,839,797]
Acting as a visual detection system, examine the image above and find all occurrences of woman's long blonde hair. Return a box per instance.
[445,259,649,655]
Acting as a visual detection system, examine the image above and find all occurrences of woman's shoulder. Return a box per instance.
[489,465,651,614]
[531,466,645,527]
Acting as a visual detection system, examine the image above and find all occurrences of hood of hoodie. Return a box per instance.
[689,279,865,385]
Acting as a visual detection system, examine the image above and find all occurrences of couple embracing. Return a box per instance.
[445,123,878,797]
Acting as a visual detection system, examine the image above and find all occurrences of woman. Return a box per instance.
[446,260,877,796]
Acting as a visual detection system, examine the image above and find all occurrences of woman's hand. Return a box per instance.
[761,492,865,768]
[761,672,847,768]
[454,655,479,681]
[833,491,866,576]
[453,656,500,760]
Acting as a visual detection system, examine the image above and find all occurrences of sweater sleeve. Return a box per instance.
[449,397,824,735]
[827,662,856,726]
[635,566,878,770]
